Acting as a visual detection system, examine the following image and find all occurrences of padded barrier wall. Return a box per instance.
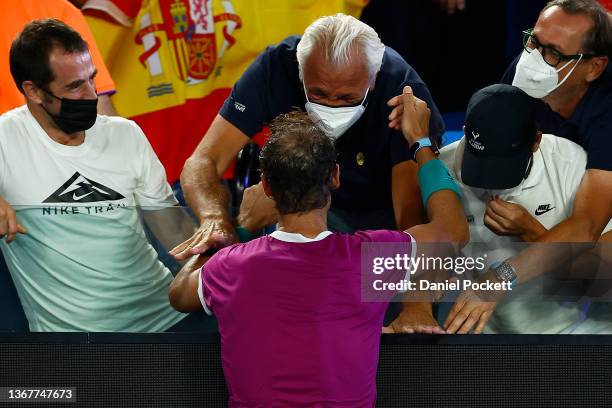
[0,334,611,407]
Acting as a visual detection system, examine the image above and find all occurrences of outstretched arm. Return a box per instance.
[171,115,250,260]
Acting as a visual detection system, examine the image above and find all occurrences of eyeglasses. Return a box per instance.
[522,29,594,67]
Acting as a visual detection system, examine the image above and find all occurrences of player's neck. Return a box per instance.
[277,208,329,239]
[27,101,85,146]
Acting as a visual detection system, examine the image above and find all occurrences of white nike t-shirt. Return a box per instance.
[440,135,611,334]
[0,105,185,332]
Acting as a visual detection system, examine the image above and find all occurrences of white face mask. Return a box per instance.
[304,85,369,140]
[512,49,582,99]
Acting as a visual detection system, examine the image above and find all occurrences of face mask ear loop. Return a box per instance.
[38,88,61,125]
[548,54,583,94]
[40,87,63,102]
[360,87,370,106]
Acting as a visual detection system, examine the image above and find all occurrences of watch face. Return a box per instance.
[496,263,517,282]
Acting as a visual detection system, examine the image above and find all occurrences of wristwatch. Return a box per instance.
[491,261,518,287]
[409,137,439,161]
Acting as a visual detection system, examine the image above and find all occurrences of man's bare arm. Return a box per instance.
[391,159,444,333]
[538,169,612,243]
[169,255,209,312]
[392,160,427,230]
[385,147,468,334]
[503,169,612,284]
[382,87,469,334]
[405,152,469,246]
[391,164,464,334]
[170,115,250,260]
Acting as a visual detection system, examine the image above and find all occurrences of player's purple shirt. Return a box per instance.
[198,229,414,408]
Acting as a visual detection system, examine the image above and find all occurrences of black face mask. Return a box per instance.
[41,90,98,134]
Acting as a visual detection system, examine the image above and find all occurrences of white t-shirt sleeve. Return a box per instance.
[130,122,177,207]
[560,139,588,219]
[555,137,611,234]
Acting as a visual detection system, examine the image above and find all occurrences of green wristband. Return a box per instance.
[417,159,462,208]
[236,226,258,243]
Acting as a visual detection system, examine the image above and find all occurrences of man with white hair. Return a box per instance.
[171,13,445,259]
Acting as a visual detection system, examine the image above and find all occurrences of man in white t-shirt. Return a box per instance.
[0,19,186,331]
[443,84,611,334]
[400,84,611,334]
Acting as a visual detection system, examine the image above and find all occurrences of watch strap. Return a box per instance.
[410,137,434,161]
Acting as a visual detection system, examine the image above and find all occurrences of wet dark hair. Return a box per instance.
[544,0,612,57]
[259,111,337,215]
[9,18,89,94]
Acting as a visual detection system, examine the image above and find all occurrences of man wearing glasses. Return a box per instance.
[494,0,611,245]
[436,0,612,334]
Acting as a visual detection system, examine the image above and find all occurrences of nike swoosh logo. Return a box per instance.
[73,191,93,201]
[535,207,555,216]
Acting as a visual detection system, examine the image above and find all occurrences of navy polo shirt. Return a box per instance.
[219,36,444,211]
[501,57,612,171]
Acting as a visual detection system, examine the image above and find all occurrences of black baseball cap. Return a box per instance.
[461,84,538,189]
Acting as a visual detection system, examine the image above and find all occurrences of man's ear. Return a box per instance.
[261,175,273,198]
[330,164,340,190]
[532,130,543,152]
[21,81,44,104]
[586,56,608,83]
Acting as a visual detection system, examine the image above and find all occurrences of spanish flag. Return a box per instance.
[83,0,368,183]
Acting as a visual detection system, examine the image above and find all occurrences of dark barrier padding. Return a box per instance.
[0,252,28,332]
[0,334,611,407]
[0,334,227,408]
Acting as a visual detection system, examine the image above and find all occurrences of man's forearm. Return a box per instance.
[181,156,232,224]
[402,301,433,313]
[416,148,469,245]
[505,216,602,286]
[520,218,548,242]
[169,254,208,312]
[537,216,603,243]
[173,254,207,287]
[414,147,437,167]
[507,242,594,285]
[392,161,427,230]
